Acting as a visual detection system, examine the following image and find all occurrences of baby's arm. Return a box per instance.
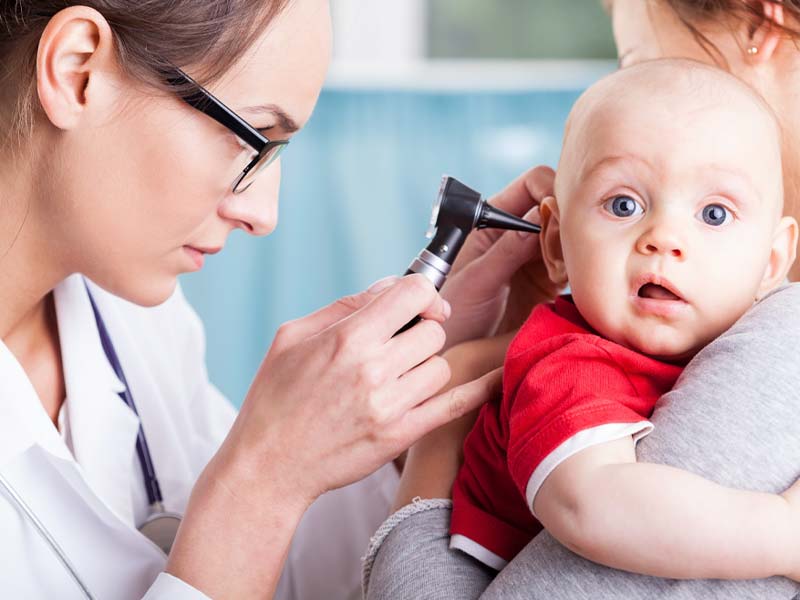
[533,436,800,581]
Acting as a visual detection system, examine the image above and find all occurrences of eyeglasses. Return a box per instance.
[166,67,289,194]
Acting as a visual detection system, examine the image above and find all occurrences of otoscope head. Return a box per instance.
[428,176,541,240]
[407,176,543,291]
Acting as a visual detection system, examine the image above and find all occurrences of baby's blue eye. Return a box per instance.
[603,195,643,218]
[698,203,731,227]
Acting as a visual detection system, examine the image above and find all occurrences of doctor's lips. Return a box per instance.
[183,244,222,270]
[186,245,223,255]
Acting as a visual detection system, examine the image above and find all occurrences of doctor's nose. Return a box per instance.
[635,217,686,260]
[218,159,282,236]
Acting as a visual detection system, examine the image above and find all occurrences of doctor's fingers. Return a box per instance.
[488,165,554,225]
[381,318,448,380]
[460,207,543,295]
[271,279,401,350]
[346,274,449,344]
[381,355,453,422]
[396,367,503,444]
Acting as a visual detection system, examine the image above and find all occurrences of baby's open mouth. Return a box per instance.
[638,283,682,301]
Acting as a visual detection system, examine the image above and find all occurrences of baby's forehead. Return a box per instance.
[566,60,778,147]
[558,59,783,204]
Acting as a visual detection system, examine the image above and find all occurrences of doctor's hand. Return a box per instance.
[171,275,499,599]
[439,165,563,351]
[216,274,498,504]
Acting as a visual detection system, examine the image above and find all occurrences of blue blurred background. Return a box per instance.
[179,0,617,406]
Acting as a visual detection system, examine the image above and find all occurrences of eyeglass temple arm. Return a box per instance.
[166,68,267,152]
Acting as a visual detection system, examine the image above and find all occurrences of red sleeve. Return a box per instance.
[506,338,652,499]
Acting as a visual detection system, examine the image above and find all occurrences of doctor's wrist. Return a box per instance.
[167,449,311,598]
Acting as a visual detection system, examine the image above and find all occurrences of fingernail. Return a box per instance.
[443,300,452,319]
[517,206,540,239]
[368,275,400,294]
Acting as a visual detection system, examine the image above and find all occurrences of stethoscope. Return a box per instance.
[0,280,180,599]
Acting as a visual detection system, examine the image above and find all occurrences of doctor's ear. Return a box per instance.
[36,6,118,131]
[756,215,798,300]
[539,196,568,288]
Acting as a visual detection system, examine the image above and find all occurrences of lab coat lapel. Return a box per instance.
[54,275,141,526]
[0,444,165,599]
[84,278,196,515]
[0,341,71,466]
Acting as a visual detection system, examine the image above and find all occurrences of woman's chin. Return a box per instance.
[92,273,179,308]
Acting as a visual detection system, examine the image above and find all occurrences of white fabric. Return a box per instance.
[449,534,508,571]
[526,421,653,518]
[0,273,398,599]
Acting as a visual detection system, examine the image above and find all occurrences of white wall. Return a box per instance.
[331,0,428,65]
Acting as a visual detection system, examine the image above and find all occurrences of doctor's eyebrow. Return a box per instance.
[240,104,300,133]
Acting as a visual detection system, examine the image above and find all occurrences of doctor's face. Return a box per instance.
[47,0,331,306]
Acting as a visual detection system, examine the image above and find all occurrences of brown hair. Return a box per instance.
[0,0,291,148]
[662,0,800,65]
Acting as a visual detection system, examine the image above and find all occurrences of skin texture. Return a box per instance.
[540,60,797,361]
[611,0,800,282]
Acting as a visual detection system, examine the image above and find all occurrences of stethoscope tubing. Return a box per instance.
[0,472,95,599]
[84,281,164,507]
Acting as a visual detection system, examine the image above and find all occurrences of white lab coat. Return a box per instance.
[0,274,398,599]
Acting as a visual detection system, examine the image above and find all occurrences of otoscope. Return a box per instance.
[395,176,542,335]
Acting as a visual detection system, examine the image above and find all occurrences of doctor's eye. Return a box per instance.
[603,195,643,218]
[698,203,732,227]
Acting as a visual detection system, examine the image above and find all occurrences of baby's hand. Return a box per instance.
[779,479,800,581]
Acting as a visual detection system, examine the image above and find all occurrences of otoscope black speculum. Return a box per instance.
[396,175,541,335]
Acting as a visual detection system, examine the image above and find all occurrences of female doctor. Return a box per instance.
[0,0,554,598]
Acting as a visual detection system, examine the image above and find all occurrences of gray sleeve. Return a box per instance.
[363,499,493,600]
[483,283,800,600]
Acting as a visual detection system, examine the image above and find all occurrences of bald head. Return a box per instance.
[556,58,784,218]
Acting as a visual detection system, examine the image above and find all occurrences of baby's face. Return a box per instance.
[552,65,793,361]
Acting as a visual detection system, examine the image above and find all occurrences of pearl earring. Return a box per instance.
[747,45,759,55]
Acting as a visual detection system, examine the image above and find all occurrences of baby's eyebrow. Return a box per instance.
[582,154,649,180]
[697,165,760,207]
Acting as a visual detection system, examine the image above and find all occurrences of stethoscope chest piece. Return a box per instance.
[139,509,182,555]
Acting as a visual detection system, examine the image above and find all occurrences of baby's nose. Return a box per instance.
[637,223,686,259]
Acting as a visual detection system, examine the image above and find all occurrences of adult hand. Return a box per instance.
[439,166,563,351]
[170,275,498,599]
[219,274,496,504]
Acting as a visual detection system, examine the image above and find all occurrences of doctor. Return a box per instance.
[0,0,554,598]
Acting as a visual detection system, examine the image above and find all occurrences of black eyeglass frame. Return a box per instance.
[165,67,289,193]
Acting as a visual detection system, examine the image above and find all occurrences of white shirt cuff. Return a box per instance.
[525,421,653,518]
[142,573,212,600]
[449,534,508,571]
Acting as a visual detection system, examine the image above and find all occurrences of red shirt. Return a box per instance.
[450,296,684,566]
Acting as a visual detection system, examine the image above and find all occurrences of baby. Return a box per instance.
[450,58,800,581]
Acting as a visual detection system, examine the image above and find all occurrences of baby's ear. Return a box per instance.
[757,215,798,299]
[539,196,568,287]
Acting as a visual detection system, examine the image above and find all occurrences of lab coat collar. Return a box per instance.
[0,341,73,464]
[53,274,142,525]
